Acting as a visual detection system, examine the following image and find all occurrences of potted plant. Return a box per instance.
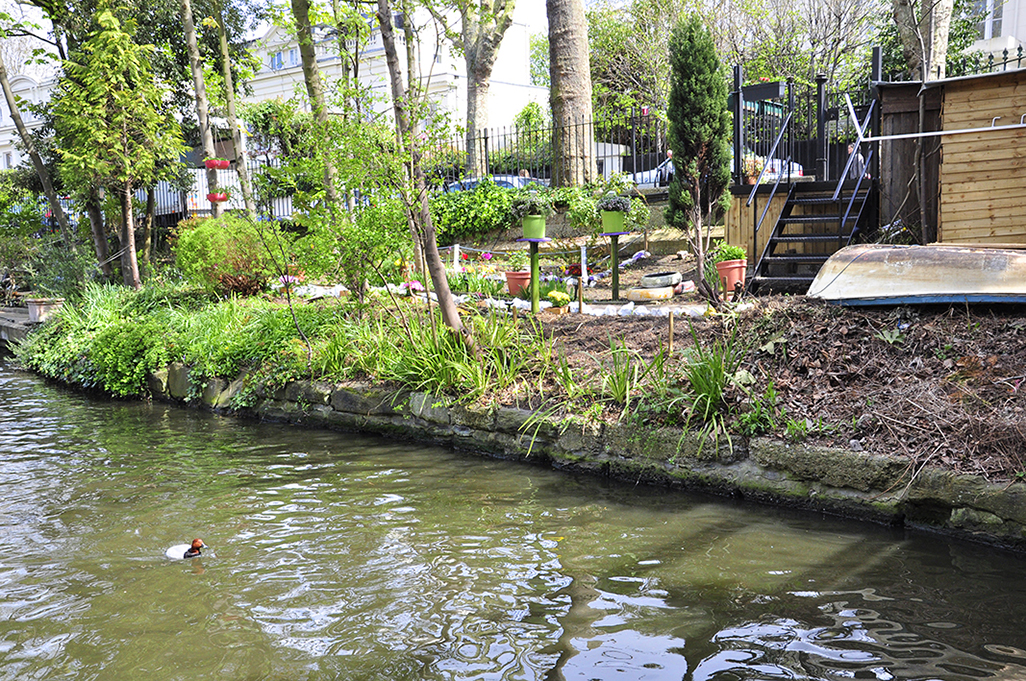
[204,157,231,170]
[23,294,64,323]
[709,243,747,300]
[503,249,530,295]
[510,191,554,239]
[545,289,571,315]
[742,155,763,184]
[207,189,230,203]
[597,192,632,234]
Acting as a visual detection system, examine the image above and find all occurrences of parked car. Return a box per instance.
[631,158,674,189]
[444,175,548,192]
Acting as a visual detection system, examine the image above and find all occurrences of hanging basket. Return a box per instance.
[207,192,229,203]
[602,210,626,234]
[204,158,230,170]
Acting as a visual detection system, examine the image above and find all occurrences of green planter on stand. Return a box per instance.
[522,214,546,240]
[602,210,625,234]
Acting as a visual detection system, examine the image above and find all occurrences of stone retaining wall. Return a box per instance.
[147,365,1026,550]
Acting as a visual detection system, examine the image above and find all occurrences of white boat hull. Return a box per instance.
[807,244,1026,305]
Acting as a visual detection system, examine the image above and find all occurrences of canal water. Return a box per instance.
[3,362,1026,681]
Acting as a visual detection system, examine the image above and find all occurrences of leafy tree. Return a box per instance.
[52,7,185,289]
[664,14,730,303]
[529,32,549,87]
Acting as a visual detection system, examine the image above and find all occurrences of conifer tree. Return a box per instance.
[664,14,730,301]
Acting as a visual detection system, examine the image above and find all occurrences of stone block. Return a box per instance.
[285,380,332,406]
[167,363,192,400]
[750,439,907,493]
[147,368,169,400]
[409,392,451,425]
[331,386,402,416]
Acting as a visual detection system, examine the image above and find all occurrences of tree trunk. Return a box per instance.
[141,188,155,269]
[462,1,515,177]
[216,10,257,221]
[180,0,221,217]
[292,0,341,215]
[119,184,141,289]
[376,0,470,345]
[0,49,74,247]
[892,0,953,80]
[84,189,112,280]
[547,0,594,187]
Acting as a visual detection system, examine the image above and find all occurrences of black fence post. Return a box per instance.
[733,64,743,186]
[815,73,828,182]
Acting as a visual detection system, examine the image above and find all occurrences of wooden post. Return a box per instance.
[578,244,587,313]
[668,310,674,354]
[529,241,540,314]
[610,234,620,301]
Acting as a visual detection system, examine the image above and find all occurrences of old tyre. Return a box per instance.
[626,286,675,302]
[638,271,682,288]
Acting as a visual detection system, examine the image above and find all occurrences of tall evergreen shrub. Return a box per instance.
[664,15,731,300]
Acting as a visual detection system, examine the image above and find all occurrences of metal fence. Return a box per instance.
[429,113,671,188]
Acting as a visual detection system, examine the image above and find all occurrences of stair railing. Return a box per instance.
[832,99,876,202]
[841,146,874,237]
[746,111,792,207]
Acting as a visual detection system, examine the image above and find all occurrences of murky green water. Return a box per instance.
[3,362,1026,681]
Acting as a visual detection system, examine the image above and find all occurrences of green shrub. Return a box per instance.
[89,317,169,396]
[171,215,286,294]
[431,179,515,243]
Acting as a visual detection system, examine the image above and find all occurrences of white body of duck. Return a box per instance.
[166,538,205,560]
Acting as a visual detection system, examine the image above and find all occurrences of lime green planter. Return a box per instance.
[602,210,626,234]
[522,214,546,239]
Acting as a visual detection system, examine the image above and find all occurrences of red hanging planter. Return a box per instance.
[204,158,230,170]
[207,192,229,203]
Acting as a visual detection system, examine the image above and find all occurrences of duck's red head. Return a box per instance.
[191,538,205,550]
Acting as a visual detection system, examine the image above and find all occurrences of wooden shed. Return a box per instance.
[934,69,1026,246]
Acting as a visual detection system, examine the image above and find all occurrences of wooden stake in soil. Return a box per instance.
[668,310,674,354]
[578,244,587,313]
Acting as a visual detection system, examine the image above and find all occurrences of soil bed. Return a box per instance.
[520,250,1026,483]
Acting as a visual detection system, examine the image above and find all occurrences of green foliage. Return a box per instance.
[529,33,550,87]
[681,322,747,427]
[734,380,779,436]
[89,317,169,396]
[25,240,99,300]
[171,215,286,294]
[514,102,550,130]
[448,271,505,297]
[52,8,185,195]
[431,179,515,243]
[664,15,731,231]
[596,192,631,213]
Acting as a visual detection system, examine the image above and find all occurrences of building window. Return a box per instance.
[3,152,11,169]
[977,0,1004,40]
[289,48,298,66]
[269,51,284,70]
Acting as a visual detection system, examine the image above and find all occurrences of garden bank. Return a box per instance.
[146,363,1026,552]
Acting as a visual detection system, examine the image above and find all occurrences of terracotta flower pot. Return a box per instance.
[25,297,64,323]
[522,214,546,240]
[207,192,229,203]
[715,259,747,300]
[602,210,626,234]
[504,270,531,296]
[205,158,230,170]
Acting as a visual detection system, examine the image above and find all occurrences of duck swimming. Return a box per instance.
[165,538,205,560]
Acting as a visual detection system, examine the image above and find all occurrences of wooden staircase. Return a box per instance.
[749,182,872,293]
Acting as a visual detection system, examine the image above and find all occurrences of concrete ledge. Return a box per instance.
[142,373,1026,551]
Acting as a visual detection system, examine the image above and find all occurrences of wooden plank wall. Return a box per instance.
[878,83,941,241]
[724,189,787,262]
[940,72,1026,245]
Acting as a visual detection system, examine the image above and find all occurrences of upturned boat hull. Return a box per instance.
[807,244,1026,305]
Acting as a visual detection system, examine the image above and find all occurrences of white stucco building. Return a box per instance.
[0,3,547,168]
[972,0,1026,61]
[245,6,547,133]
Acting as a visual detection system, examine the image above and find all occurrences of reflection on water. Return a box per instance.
[2,362,1026,680]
